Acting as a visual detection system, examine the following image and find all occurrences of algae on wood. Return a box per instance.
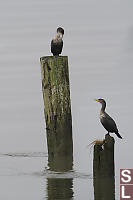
[40,56,73,170]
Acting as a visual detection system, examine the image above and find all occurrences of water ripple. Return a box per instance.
[0,152,47,158]
[33,169,92,180]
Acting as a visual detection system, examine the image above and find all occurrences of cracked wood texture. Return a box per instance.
[40,56,73,171]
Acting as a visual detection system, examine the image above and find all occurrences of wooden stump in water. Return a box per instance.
[93,134,115,200]
[40,56,73,170]
[93,134,115,178]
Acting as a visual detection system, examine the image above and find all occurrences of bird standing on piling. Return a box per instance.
[51,27,64,56]
[95,98,122,139]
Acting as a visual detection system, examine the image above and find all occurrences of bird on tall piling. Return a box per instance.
[51,27,64,56]
[95,98,122,139]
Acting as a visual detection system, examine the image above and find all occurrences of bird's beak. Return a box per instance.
[95,99,99,102]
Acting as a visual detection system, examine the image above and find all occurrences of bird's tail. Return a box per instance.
[115,131,122,139]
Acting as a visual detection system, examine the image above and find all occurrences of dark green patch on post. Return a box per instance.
[40,56,73,171]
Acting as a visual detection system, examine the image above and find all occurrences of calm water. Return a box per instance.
[0,0,133,199]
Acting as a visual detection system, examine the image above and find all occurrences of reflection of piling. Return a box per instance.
[94,177,115,200]
[93,134,115,200]
[47,178,73,200]
[40,56,73,170]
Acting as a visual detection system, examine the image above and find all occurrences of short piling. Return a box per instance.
[93,134,115,178]
[93,134,115,199]
[40,56,73,171]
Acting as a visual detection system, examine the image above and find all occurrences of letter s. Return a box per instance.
[121,170,131,183]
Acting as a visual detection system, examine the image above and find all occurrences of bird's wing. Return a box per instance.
[57,40,63,54]
[51,39,63,55]
[51,39,55,54]
[100,112,118,132]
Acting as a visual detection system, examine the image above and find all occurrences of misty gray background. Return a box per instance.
[0,0,133,199]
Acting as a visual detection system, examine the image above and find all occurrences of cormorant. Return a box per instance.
[95,98,122,139]
[51,27,64,56]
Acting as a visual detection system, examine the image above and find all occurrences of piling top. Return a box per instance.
[40,56,68,61]
[104,134,115,149]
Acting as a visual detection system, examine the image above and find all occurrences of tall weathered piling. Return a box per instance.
[40,56,73,170]
[93,134,115,200]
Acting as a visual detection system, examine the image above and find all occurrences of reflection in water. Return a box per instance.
[47,152,73,199]
[93,177,115,200]
[47,178,73,200]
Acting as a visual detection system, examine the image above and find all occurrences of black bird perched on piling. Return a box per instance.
[95,98,122,139]
[51,27,64,56]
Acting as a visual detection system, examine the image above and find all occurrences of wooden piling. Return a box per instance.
[93,134,115,199]
[40,56,73,170]
[93,134,115,178]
